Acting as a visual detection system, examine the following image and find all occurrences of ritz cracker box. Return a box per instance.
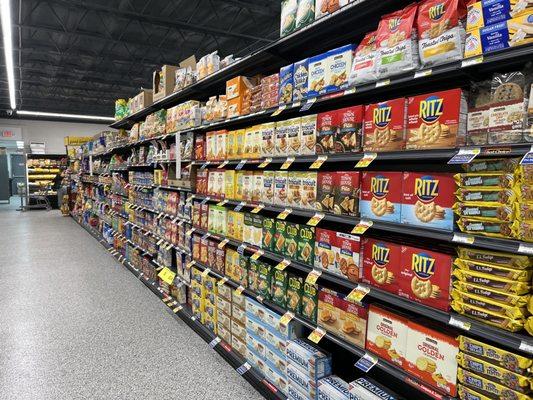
[398,245,453,311]
[401,172,455,231]
[363,97,407,152]
[359,171,403,223]
[361,238,402,294]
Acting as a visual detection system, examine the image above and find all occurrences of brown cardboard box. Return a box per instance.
[227,97,245,118]
[153,65,178,101]
[132,89,153,113]
[226,76,255,100]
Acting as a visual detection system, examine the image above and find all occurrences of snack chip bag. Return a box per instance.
[417,0,467,67]
[375,3,420,79]
[349,31,378,85]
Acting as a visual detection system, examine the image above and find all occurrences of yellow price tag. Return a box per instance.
[351,220,373,235]
[278,208,292,220]
[201,268,211,279]
[279,311,295,327]
[158,267,176,285]
[305,269,322,284]
[251,204,265,214]
[217,277,229,287]
[355,153,378,168]
[346,284,371,303]
[308,327,327,344]
[307,212,325,227]
[275,259,291,271]
[217,199,228,207]
[173,305,183,313]
[280,156,295,170]
[186,228,196,237]
[217,160,229,169]
[250,249,264,261]
[162,296,172,303]
[258,158,272,169]
[310,155,327,169]
[186,260,196,269]
[218,239,230,249]
[271,105,286,116]
[235,285,245,296]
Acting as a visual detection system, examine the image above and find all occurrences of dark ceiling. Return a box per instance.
[0,0,280,117]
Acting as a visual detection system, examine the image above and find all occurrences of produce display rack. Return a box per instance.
[70,214,286,400]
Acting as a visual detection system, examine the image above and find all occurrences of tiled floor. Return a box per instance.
[0,206,261,400]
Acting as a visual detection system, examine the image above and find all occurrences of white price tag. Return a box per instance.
[519,341,533,355]
[452,233,475,245]
[518,243,533,255]
[448,148,481,165]
[375,79,390,87]
[209,337,222,348]
[236,362,251,375]
[413,69,432,79]
[449,315,471,331]
[300,97,317,112]
[461,56,483,68]
[354,353,379,373]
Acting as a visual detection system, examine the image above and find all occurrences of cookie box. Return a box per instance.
[325,44,354,94]
[317,376,350,400]
[407,89,467,150]
[286,338,332,380]
[366,305,409,368]
[293,58,309,102]
[359,171,403,223]
[466,0,533,32]
[451,299,526,331]
[287,363,317,399]
[457,384,494,400]
[363,98,407,152]
[279,64,294,105]
[405,321,459,396]
[401,172,455,231]
[457,367,531,400]
[361,238,402,294]
[398,245,453,311]
[349,377,402,400]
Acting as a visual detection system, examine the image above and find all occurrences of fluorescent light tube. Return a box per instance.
[17,110,115,121]
[1,0,15,109]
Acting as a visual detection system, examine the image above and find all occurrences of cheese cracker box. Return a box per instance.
[359,171,403,223]
[363,98,407,152]
[308,52,328,98]
[325,44,354,94]
[407,88,467,150]
[337,296,367,349]
[405,321,459,396]
[335,105,363,153]
[398,245,453,311]
[361,238,402,294]
[316,110,338,154]
[401,172,455,231]
[366,305,409,368]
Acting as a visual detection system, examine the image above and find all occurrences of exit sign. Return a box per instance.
[1,130,13,137]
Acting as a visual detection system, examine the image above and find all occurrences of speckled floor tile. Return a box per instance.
[0,207,262,400]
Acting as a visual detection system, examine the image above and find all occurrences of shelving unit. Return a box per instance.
[25,154,67,210]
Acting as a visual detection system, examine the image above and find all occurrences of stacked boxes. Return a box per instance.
[286,339,332,399]
[226,76,256,118]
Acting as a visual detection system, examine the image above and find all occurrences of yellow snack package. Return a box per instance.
[452,300,525,332]
[513,220,533,243]
[453,202,514,222]
[453,280,530,308]
[457,246,532,269]
[464,158,520,173]
[457,353,532,393]
[515,164,533,185]
[452,268,531,295]
[454,172,515,188]
[455,187,516,204]
[457,367,531,400]
[458,336,533,374]
[451,289,528,320]
[517,203,533,221]
[525,316,533,337]
[454,258,533,281]
[457,217,514,239]
[517,184,533,202]
[458,384,492,400]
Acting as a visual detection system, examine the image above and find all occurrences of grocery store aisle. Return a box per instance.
[0,209,261,400]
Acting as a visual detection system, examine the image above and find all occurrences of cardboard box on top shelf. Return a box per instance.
[131,89,153,114]
[226,76,258,100]
[153,65,178,101]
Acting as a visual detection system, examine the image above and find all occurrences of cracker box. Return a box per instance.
[334,231,361,282]
[286,117,302,155]
[226,130,236,159]
[337,297,368,349]
[297,224,315,265]
[206,131,217,160]
[252,172,263,204]
[272,269,289,308]
[336,105,363,153]
[398,245,453,311]
[287,273,304,314]
[279,64,294,105]
[308,53,328,98]
[316,172,337,213]
[284,222,299,260]
[363,98,407,152]
[316,110,338,154]
[262,217,275,251]
[325,44,354,94]
[287,172,303,208]
[405,321,459,396]
[317,376,351,400]
[287,363,317,399]
[407,89,467,150]
[315,228,336,273]
[274,220,288,255]
[260,122,276,157]
[359,171,403,223]
[361,238,401,293]
[302,282,319,322]
[318,288,342,332]
[224,170,236,199]
[349,377,401,400]
[262,170,275,204]
[252,214,263,247]
[300,114,317,155]
[366,305,409,368]
[274,171,288,206]
[334,171,360,216]
[293,58,309,102]
[300,172,318,210]
[401,172,455,231]
[275,119,288,156]
[286,339,332,379]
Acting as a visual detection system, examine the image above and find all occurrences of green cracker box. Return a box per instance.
[257,262,273,300]
[287,273,304,314]
[301,282,318,322]
[285,222,299,260]
[297,224,315,265]
[271,269,288,308]
[262,217,275,251]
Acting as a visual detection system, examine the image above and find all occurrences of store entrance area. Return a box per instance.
[0,208,260,400]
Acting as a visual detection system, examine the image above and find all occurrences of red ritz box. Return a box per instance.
[363,98,407,152]
[359,171,403,223]
[336,105,363,153]
[361,238,402,294]
[406,88,467,150]
[316,110,339,154]
[401,172,455,231]
[398,245,452,311]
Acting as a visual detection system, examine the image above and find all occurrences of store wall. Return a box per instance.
[0,118,109,154]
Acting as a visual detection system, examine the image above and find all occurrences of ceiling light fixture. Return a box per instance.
[1,0,16,109]
[17,110,115,122]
